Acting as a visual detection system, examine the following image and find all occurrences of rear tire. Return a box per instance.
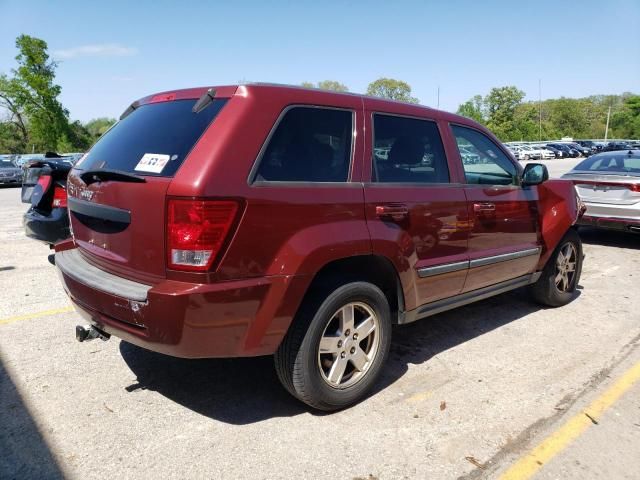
[274,281,392,411]
[530,229,583,307]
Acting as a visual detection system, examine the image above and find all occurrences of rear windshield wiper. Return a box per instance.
[80,169,146,185]
[192,88,217,114]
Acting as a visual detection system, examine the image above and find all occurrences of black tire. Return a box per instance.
[274,281,392,411]
[530,228,583,307]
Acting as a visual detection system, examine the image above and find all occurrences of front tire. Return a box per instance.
[274,281,392,411]
[531,229,583,307]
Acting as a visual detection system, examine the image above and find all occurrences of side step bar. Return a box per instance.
[399,272,542,325]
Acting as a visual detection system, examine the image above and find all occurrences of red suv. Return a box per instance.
[55,84,584,410]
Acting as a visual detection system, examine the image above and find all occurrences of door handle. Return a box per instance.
[376,204,409,221]
[473,202,496,214]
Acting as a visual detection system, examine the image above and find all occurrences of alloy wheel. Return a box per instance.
[317,302,381,389]
[555,242,577,292]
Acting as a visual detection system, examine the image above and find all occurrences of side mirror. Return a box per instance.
[522,163,549,186]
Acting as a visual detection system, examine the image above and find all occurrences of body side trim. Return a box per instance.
[415,247,541,278]
[417,260,470,278]
[469,247,541,268]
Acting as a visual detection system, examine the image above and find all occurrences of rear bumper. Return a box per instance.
[577,202,640,232]
[578,215,640,232]
[55,247,308,358]
[23,207,70,244]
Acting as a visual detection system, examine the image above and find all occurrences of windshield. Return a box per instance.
[77,99,227,177]
[575,154,640,173]
[0,161,16,168]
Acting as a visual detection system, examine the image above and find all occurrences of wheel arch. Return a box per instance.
[300,254,405,324]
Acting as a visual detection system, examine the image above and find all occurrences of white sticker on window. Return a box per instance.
[134,153,170,173]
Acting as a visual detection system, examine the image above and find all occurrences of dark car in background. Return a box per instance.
[576,140,600,153]
[0,159,23,186]
[22,153,79,245]
[566,142,591,157]
[547,143,578,158]
[605,141,632,152]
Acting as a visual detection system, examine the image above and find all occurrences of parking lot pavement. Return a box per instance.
[1,169,639,480]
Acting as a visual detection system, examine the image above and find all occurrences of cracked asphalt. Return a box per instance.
[1,158,639,479]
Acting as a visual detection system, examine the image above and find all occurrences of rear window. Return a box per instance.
[77,99,227,177]
[575,154,640,173]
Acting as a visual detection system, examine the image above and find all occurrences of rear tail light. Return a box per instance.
[36,174,52,193]
[52,184,68,208]
[167,199,239,271]
[573,180,640,192]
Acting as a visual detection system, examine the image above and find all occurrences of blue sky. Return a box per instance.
[1,0,639,122]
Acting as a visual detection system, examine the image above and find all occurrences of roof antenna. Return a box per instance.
[192,88,217,114]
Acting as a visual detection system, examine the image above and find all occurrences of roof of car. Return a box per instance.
[133,82,478,129]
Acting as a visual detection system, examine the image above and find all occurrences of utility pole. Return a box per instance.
[437,86,440,109]
[604,105,611,141]
[538,79,542,141]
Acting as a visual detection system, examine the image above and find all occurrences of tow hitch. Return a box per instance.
[76,325,110,342]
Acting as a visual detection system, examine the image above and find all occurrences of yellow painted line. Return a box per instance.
[406,390,434,404]
[499,360,640,480]
[0,306,74,326]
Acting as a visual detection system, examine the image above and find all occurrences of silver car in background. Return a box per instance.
[561,150,640,233]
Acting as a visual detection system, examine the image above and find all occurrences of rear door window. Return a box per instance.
[253,107,353,183]
[77,99,227,177]
[372,114,449,183]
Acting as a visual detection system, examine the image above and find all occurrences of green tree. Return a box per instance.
[610,95,640,138]
[0,120,25,153]
[0,75,29,151]
[366,78,419,103]
[85,117,116,140]
[301,80,349,92]
[456,89,639,141]
[8,35,71,150]
[544,98,590,138]
[66,120,94,151]
[484,86,525,140]
[456,94,485,123]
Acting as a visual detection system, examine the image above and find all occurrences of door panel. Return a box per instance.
[464,186,540,291]
[362,108,470,311]
[365,185,470,309]
[448,124,541,292]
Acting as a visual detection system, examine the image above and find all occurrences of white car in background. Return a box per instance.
[505,146,524,160]
[527,145,555,160]
[509,145,539,160]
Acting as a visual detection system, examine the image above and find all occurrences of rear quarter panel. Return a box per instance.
[170,85,370,281]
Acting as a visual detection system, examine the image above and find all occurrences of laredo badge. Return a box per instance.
[134,153,170,173]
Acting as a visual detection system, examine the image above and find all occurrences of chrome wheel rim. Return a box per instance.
[555,242,577,292]
[317,302,380,389]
